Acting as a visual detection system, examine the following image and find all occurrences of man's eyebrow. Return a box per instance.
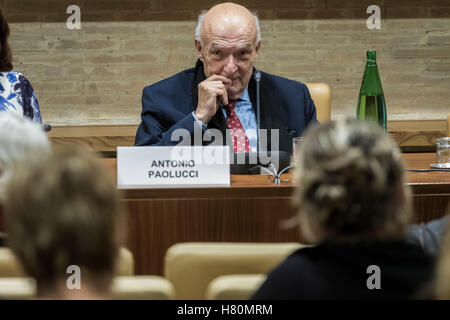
[238,44,253,51]
[209,43,222,50]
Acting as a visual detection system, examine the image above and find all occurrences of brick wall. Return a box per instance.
[2,0,450,125]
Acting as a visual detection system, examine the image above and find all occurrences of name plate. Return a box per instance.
[117,146,230,189]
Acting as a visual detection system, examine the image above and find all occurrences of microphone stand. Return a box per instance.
[230,71,291,175]
[254,70,261,153]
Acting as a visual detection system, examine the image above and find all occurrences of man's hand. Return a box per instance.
[194,75,232,124]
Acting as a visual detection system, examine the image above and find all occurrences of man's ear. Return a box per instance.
[254,41,261,59]
[195,40,203,61]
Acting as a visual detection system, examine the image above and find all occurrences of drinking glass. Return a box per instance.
[292,136,304,165]
[432,137,450,169]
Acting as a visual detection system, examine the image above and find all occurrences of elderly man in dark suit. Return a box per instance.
[135,2,317,154]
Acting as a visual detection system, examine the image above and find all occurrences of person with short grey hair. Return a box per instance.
[253,119,434,300]
[0,113,50,200]
[0,112,50,244]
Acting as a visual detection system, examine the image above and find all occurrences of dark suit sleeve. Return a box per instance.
[302,84,318,125]
[406,215,449,256]
[135,87,200,146]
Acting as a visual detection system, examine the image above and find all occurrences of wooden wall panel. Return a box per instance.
[124,197,300,275]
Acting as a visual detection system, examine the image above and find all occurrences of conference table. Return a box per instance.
[101,153,450,275]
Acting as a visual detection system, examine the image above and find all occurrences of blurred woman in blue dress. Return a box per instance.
[0,8,42,123]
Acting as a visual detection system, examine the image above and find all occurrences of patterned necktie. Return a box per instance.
[224,100,251,153]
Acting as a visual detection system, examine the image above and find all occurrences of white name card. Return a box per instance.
[117,146,230,189]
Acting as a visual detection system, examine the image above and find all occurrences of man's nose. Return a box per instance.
[223,55,238,74]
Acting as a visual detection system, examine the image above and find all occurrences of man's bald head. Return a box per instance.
[194,2,261,100]
[195,3,261,45]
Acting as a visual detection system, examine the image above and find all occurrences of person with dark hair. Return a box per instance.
[0,8,42,123]
[252,119,434,300]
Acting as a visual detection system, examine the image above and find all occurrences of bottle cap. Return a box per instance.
[367,50,376,59]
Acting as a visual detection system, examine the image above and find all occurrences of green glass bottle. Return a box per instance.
[356,51,387,131]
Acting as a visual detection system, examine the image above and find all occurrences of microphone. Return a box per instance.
[253,70,261,153]
[230,70,290,174]
[42,124,52,132]
[287,128,297,137]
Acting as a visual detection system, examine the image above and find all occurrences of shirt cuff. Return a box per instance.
[191,111,208,131]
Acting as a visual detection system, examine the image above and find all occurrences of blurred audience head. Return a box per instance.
[0,8,13,72]
[293,119,410,243]
[435,206,450,299]
[0,112,50,204]
[5,146,125,299]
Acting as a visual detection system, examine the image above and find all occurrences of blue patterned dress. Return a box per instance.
[0,71,42,123]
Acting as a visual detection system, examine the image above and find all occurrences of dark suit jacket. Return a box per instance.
[135,60,317,154]
[406,215,449,256]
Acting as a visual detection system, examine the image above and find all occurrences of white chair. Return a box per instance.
[0,276,175,300]
[206,274,267,300]
[0,247,134,277]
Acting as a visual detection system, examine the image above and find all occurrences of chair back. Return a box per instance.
[0,247,134,277]
[0,248,25,277]
[206,274,267,300]
[164,242,305,299]
[305,83,331,122]
[0,276,174,300]
[111,276,174,300]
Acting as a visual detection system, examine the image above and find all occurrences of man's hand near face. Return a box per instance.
[194,75,232,124]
